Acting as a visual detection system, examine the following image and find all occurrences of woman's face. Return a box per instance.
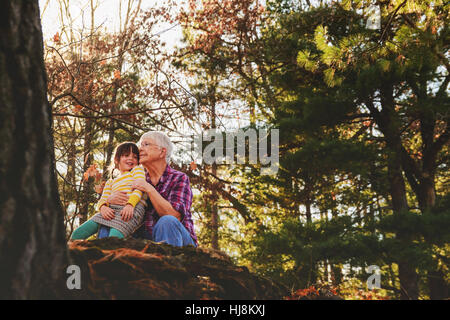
[117,151,138,172]
[139,138,164,165]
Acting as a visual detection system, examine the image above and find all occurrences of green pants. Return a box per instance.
[71,219,124,240]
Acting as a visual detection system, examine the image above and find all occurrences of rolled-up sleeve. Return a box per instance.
[168,174,193,222]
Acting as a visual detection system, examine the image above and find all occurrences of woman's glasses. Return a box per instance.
[140,141,162,149]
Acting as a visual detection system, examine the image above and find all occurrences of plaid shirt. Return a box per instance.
[141,165,197,245]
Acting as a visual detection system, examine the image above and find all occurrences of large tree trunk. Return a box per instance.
[0,0,68,299]
[377,86,419,300]
[209,95,219,250]
[402,118,448,299]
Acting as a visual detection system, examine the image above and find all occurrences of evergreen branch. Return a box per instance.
[400,13,416,29]
[350,125,370,141]
[428,121,450,164]
[379,0,408,44]
[344,113,372,121]
[177,163,255,224]
[399,145,422,194]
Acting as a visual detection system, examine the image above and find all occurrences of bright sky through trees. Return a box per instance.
[39,0,182,50]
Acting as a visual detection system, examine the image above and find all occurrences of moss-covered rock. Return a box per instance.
[66,238,289,300]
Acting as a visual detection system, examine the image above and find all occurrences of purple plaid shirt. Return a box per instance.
[142,165,197,245]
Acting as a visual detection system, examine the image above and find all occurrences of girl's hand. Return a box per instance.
[120,204,134,222]
[131,179,151,193]
[100,205,115,220]
[107,191,129,206]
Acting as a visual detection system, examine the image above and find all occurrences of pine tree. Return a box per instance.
[256,0,449,299]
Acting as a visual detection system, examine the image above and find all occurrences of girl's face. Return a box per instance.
[117,151,138,173]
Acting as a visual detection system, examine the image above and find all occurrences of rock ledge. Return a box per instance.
[67,238,288,300]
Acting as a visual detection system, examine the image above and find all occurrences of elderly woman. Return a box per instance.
[102,131,197,247]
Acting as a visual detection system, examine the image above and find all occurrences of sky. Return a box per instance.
[39,0,182,50]
[38,0,256,129]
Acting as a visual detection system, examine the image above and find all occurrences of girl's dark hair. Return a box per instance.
[109,142,139,177]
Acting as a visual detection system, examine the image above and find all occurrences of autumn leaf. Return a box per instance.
[94,181,106,194]
[396,55,406,64]
[53,32,60,43]
[431,25,437,35]
[73,104,83,113]
[83,164,99,182]
[114,70,121,80]
[190,161,198,171]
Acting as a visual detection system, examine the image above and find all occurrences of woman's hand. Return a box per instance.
[120,204,134,222]
[100,205,115,220]
[107,191,129,206]
[131,179,152,194]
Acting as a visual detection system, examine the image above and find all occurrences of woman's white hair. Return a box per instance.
[138,131,174,164]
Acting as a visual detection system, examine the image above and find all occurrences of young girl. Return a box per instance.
[71,142,147,240]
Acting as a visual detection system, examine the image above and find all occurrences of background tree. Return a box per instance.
[43,0,198,237]
[176,0,449,299]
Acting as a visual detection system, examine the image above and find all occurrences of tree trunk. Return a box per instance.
[402,89,448,299]
[388,159,419,300]
[79,118,94,224]
[376,85,419,300]
[102,54,123,180]
[331,264,342,286]
[103,125,116,180]
[418,176,448,299]
[305,199,312,224]
[210,162,219,250]
[210,100,219,250]
[428,268,448,300]
[0,0,68,299]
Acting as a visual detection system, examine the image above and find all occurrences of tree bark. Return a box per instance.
[79,118,94,224]
[210,101,219,250]
[399,113,448,299]
[0,0,68,299]
[418,176,448,300]
[401,85,449,299]
[377,86,419,300]
[210,162,220,250]
[387,159,419,300]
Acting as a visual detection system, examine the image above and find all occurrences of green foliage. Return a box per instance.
[246,206,449,290]
[220,0,449,298]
